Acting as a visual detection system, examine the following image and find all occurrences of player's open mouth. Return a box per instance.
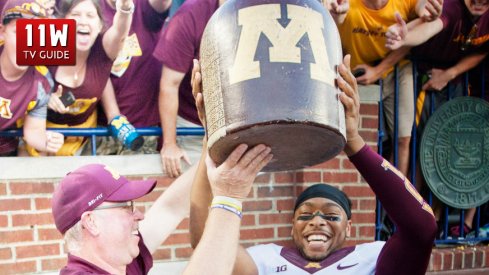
[307,234,328,244]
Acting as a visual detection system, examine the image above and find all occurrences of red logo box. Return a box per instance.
[16,19,76,66]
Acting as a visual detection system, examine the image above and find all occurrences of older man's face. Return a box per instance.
[94,201,144,264]
[464,0,489,16]
[291,197,351,262]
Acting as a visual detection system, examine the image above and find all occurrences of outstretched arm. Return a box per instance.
[354,46,411,85]
[23,116,64,155]
[139,164,197,254]
[103,0,134,60]
[100,79,121,122]
[24,82,64,155]
[422,52,488,91]
[341,56,437,275]
[158,67,191,177]
[184,144,272,275]
[188,60,261,275]
[385,17,443,50]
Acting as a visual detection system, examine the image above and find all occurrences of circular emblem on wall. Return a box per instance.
[420,97,489,209]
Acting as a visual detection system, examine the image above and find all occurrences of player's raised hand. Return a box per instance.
[385,12,407,50]
[338,55,365,155]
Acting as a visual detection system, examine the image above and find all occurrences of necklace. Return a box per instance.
[73,62,86,86]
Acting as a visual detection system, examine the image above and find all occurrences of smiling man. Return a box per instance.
[51,147,272,275]
[190,55,438,275]
[51,160,202,275]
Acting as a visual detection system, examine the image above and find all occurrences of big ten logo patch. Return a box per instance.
[16,19,76,65]
[229,4,335,86]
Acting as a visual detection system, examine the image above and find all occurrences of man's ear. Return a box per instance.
[0,24,5,39]
[290,217,297,237]
[345,219,352,238]
[80,211,100,236]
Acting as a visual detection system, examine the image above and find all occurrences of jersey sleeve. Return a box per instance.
[152,10,196,73]
[348,145,437,275]
[28,67,53,119]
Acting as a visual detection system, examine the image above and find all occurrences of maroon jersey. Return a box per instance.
[0,46,52,154]
[349,145,437,275]
[248,146,437,275]
[99,0,169,127]
[153,0,219,125]
[60,233,153,275]
[48,35,113,126]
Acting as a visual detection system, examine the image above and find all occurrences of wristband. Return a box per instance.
[211,204,243,219]
[211,196,243,212]
[116,0,135,14]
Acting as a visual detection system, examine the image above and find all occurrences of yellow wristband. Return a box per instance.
[211,196,243,212]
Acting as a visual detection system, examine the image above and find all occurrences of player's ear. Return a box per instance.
[0,24,5,37]
[345,219,352,238]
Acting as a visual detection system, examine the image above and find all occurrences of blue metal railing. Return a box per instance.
[0,127,205,156]
[376,61,489,245]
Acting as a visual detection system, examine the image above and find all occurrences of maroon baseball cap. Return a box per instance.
[1,0,47,25]
[52,164,156,234]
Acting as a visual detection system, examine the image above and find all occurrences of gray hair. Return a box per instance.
[64,220,83,252]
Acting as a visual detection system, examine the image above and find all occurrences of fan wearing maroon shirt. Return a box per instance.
[153,0,226,178]
[0,0,64,156]
[91,0,171,155]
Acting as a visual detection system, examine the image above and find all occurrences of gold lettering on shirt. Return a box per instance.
[65,98,98,115]
[381,160,434,217]
[304,262,322,269]
[229,4,334,85]
[0,97,13,119]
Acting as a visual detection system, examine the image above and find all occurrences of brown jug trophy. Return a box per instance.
[200,0,346,171]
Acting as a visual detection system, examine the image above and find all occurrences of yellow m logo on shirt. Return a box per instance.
[0,97,13,119]
[229,4,335,86]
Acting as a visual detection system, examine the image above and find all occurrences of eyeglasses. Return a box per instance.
[296,211,342,222]
[94,201,135,213]
[460,24,478,51]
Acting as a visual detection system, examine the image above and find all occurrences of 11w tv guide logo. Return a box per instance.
[16,19,76,65]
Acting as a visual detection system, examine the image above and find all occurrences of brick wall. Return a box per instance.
[2,100,485,274]
[0,102,377,274]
